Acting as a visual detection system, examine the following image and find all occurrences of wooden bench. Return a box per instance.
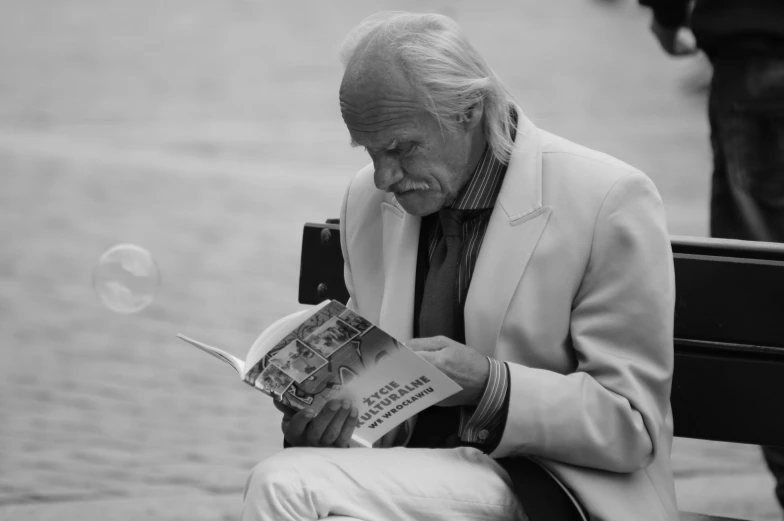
[298,221,784,521]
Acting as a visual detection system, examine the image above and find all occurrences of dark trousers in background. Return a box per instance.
[708,37,784,510]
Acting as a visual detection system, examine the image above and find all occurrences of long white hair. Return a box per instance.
[340,11,517,164]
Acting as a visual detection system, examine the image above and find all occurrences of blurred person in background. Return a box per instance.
[640,0,784,512]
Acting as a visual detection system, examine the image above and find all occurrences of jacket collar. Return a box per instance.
[496,108,543,223]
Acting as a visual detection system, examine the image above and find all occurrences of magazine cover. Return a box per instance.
[243,300,461,446]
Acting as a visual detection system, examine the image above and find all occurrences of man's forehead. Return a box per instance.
[341,90,425,148]
[339,46,424,134]
[339,82,422,120]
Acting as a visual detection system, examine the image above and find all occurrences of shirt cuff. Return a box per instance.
[458,358,509,446]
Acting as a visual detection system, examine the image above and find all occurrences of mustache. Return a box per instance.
[389,179,430,193]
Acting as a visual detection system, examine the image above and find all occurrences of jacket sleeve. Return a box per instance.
[491,172,675,473]
[340,176,359,314]
[639,0,691,28]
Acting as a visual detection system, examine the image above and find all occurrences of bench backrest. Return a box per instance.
[669,236,784,447]
[299,222,784,447]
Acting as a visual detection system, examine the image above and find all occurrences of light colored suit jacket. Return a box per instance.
[339,111,678,521]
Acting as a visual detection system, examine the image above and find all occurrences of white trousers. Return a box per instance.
[241,446,526,521]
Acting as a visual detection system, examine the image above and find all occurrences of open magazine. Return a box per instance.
[177,300,462,448]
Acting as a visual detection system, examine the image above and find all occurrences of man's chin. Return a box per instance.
[394,190,443,217]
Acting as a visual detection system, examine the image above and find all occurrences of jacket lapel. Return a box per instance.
[464,114,552,356]
[378,197,420,342]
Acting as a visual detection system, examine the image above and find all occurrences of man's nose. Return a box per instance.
[373,155,403,191]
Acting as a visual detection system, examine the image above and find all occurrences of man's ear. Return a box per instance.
[457,99,484,130]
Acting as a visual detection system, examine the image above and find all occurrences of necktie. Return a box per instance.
[418,208,466,340]
[409,208,466,449]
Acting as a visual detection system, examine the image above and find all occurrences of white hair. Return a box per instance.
[340,12,518,164]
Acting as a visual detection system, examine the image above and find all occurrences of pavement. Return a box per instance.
[0,1,781,520]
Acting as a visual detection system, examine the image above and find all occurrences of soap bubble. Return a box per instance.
[92,244,160,313]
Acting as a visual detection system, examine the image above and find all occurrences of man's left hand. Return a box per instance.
[406,336,489,407]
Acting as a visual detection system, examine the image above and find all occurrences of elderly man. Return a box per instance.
[242,12,677,521]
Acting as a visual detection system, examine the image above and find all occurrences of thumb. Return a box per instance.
[415,350,437,364]
[273,399,296,419]
[405,336,450,352]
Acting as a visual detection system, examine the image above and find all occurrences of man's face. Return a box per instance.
[340,65,476,216]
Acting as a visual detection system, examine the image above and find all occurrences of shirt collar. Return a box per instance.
[448,107,517,211]
[448,143,507,211]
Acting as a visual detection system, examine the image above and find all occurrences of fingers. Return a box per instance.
[305,400,344,446]
[334,407,359,448]
[412,346,444,371]
[415,349,437,364]
[283,407,315,445]
[277,399,297,438]
[319,400,354,446]
[405,336,450,352]
[283,400,358,448]
[273,399,296,418]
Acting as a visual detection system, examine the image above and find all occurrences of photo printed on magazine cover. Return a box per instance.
[253,363,294,397]
[244,301,402,411]
[304,316,360,357]
[268,339,328,383]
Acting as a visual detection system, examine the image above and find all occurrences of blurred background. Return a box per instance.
[0,0,779,519]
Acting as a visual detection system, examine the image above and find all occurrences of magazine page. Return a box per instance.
[244,300,462,447]
[243,300,331,377]
[176,334,245,375]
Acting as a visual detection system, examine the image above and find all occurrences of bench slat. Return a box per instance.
[672,343,784,446]
[673,251,784,348]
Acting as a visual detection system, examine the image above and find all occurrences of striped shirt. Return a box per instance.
[418,142,511,448]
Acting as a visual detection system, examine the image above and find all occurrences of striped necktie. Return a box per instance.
[410,208,466,449]
[418,208,466,340]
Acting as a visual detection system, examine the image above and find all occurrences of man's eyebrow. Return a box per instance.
[350,138,404,151]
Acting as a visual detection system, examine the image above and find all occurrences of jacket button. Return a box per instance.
[478,429,489,440]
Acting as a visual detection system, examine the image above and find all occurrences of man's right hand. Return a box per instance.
[274,399,359,448]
